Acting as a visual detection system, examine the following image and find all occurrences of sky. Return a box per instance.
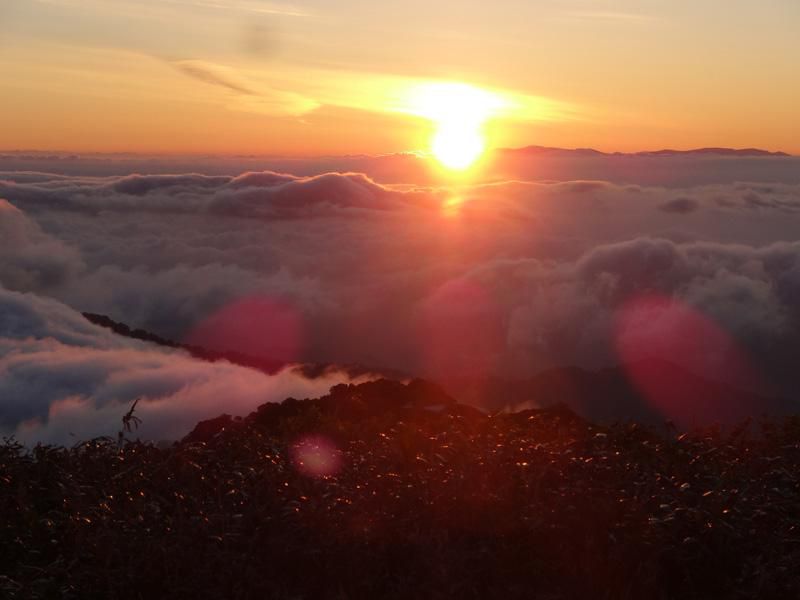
[1,0,799,155]
[2,1,800,444]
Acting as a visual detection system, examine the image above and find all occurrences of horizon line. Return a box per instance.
[0,146,795,159]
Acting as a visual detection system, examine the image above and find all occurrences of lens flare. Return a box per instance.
[185,295,304,365]
[290,435,342,478]
[614,293,762,427]
[416,277,503,387]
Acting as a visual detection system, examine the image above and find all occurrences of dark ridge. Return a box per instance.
[83,312,792,427]
[499,146,607,157]
[82,311,404,381]
[501,145,791,157]
[83,311,286,374]
[634,147,791,157]
[446,358,793,428]
[184,378,477,444]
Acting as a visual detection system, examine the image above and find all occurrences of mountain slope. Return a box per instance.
[500,145,791,157]
[84,312,792,427]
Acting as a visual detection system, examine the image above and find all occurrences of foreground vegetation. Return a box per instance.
[2,379,800,599]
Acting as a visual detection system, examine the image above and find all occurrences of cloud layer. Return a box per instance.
[2,159,800,439]
[0,285,373,444]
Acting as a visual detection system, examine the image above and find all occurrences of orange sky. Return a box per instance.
[1,0,798,155]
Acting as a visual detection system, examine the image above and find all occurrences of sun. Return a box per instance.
[404,82,509,171]
[431,123,484,170]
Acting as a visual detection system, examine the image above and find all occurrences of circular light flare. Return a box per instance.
[415,277,504,387]
[185,295,304,365]
[290,434,342,478]
[613,293,763,428]
[404,82,509,171]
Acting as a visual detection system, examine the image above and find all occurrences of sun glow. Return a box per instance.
[431,125,485,170]
[404,83,510,170]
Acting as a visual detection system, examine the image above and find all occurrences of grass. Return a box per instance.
[2,379,800,599]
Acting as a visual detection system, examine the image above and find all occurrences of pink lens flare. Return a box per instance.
[415,277,504,387]
[290,435,343,478]
[185,295,304,366]
[614,293,764,427]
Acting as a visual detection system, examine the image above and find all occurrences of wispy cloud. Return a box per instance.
[166,57,578,123]
[172,59,257,95]
[168,59,320,115]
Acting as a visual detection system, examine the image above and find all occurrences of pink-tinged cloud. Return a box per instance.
[0,285,375,445]
[415,278,504,387]
[3,167,800,429]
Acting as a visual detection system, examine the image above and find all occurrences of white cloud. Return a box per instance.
[0,285,374,444]
[2,159,800,437]
[0,199,84,293]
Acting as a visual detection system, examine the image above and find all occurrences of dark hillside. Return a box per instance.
[3,380,800,599]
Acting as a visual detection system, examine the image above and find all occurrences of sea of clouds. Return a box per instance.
[2,152,800,443]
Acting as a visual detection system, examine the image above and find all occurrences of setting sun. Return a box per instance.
[404,83,509,170]
[431,123,484,170]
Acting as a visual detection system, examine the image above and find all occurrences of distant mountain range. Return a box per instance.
[500,146,792,158]
[445,360,792,426]
[85,312,792,427]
